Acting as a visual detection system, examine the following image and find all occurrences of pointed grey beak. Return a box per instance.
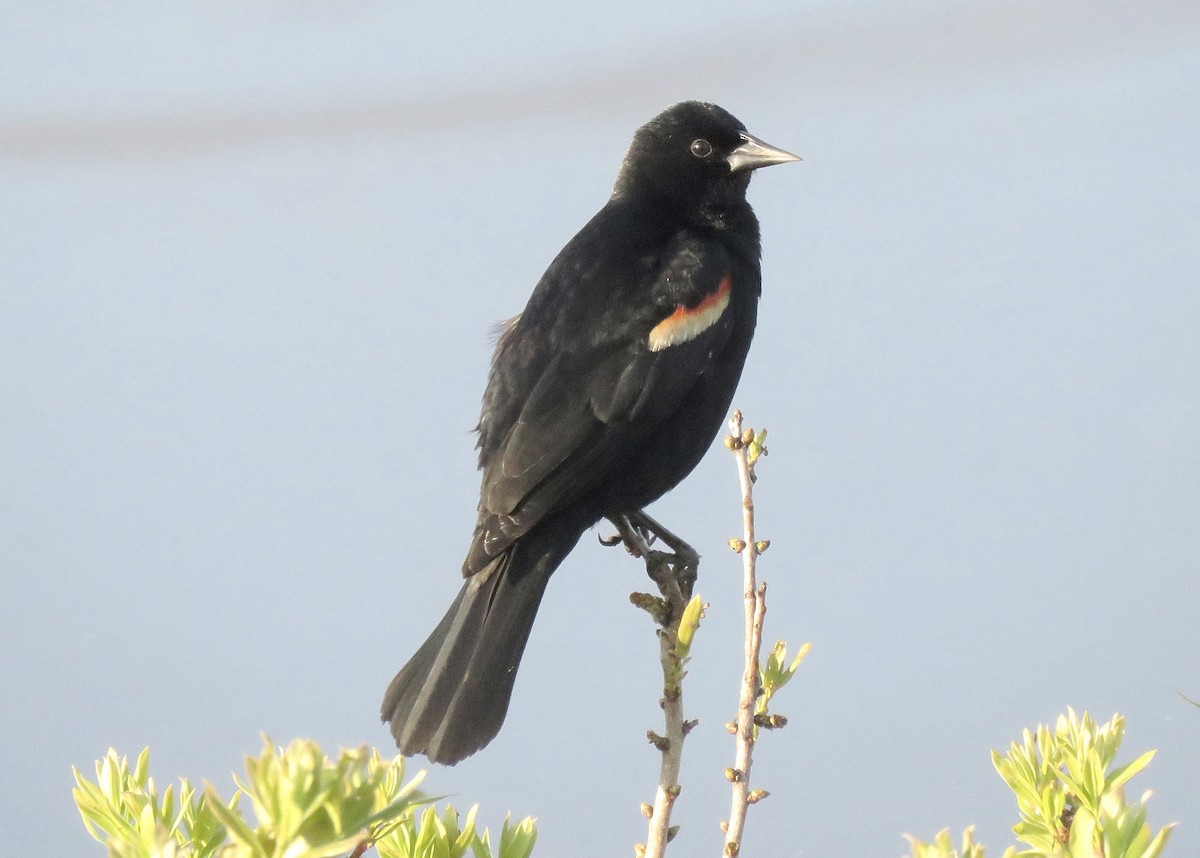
[726,131,801,173]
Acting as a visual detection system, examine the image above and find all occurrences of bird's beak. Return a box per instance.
[726,132,801,173]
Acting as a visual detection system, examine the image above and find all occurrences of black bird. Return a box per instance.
[382,101,798,764]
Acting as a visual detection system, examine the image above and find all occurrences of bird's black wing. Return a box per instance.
[465,226,742,572]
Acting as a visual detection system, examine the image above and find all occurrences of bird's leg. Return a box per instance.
[602,513,650,555]
[604,512,654,556]
[627,510,699,602]
[627,510,698,565]
[604,511,699,608]
[604,514,679,609]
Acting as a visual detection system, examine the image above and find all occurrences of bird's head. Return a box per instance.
[613,101,799,216]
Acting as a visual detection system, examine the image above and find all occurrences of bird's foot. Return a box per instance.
[604,510,699,613]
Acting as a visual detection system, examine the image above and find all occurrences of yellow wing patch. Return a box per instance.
[647,274,732,353]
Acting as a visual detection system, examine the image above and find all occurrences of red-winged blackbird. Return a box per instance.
[382,101,798,764]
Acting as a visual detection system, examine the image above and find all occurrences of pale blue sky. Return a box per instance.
[2,2,1198,856]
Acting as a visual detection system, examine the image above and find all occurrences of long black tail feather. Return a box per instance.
[381,522,584,764]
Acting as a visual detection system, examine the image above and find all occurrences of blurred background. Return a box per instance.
[2,1,1197,855]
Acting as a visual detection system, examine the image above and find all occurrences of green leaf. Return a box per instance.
[673,595,704,658]
[134,747,152,788]
[204,785,266,857]
[497,814,538,858]
[1066,805,1097,858]
[747,428,768,464]
[292,833,370,858]
[1139,823,1177,858]
[1109,749,1157,792]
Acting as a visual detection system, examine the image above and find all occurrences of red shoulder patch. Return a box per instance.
[647,274,732,353]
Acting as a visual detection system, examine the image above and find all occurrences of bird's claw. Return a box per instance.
[605,511,698,616]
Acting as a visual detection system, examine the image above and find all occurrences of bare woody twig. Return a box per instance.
[639,609,687,858]
[614,408,792,858]
[607,513,697,858]
[722,409,768,858]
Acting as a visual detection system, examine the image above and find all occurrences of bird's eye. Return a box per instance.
[689,138,713,158]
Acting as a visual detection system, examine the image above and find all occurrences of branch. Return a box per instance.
[608,513,698,858]
[722,409,769,857]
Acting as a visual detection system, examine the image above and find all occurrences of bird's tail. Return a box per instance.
[381,522,583,764]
